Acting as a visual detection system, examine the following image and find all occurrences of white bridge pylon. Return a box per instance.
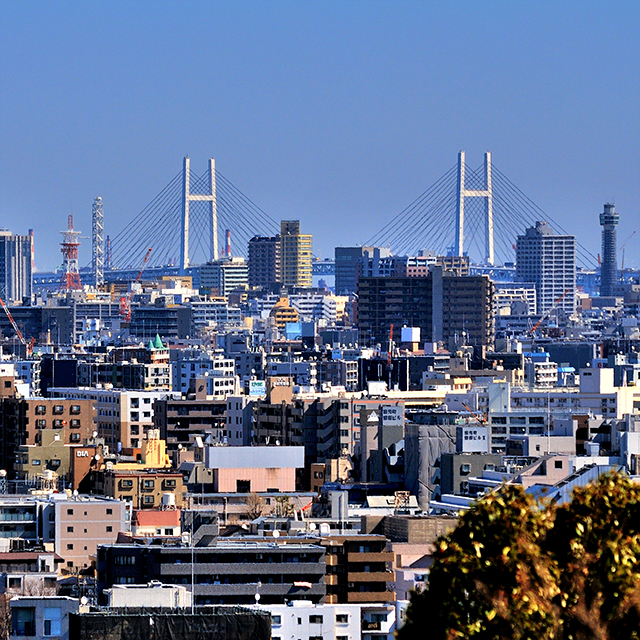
[455,151,494,265]
[180,157,218,272]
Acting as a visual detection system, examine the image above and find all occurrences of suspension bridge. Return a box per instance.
[34,152,598,290]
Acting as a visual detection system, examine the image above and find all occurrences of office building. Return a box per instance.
[280,221,312,288]
[199,257,248,297]
[515,221,576,316]
[599,203,619,297]
[248,235,281,289]
[0,230,33,304]
[335,247,383,295]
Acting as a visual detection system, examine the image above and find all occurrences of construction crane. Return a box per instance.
[620,230,636,274]
[120,247,152,323]
[529,288,572,336]
[0,294,33,355]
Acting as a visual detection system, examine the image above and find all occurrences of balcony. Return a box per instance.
[325,555,338,566]
[347,591,395,603]
[347,552,393,563]
[159,561,325,576]
[324,574,338,586]
[347,571,394,583]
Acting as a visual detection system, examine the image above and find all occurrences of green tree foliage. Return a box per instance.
[398,473,640,640]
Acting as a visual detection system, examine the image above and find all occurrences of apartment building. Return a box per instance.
[97,539,326,606]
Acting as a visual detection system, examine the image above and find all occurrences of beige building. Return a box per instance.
[42,496,126,572]
[280,220,312,288]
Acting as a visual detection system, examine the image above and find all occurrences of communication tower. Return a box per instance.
[59,215,82,291]
[92,197,105,287]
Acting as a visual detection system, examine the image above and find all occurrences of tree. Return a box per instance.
[244,492,265,520]
[399,473,640,640]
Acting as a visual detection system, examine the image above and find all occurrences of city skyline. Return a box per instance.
[1,1,639,271]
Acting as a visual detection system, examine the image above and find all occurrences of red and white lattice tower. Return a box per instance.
[59,215,82,291]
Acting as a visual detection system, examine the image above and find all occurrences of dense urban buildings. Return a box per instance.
[0,190,637,640]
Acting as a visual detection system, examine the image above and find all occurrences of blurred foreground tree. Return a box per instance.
[398,473,640,640]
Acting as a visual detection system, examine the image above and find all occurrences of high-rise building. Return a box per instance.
[199,257,248,297]
[280,220,312,288]
[516,221,576,316]
[248,235,281,289]
[335,246,381,295]
[357,269,494,349]
[0,230,33,304]
[599,203,619,297]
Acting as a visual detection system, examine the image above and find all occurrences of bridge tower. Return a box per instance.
[180,157,217,273]
[455,151,494,265]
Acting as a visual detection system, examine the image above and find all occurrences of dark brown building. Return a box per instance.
[317,534,395,604]
[357,268,494,349]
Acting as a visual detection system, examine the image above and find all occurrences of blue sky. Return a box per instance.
[1,1,639,271]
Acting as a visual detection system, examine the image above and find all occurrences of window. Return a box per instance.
[237,480,251,493]
[53,405,64,415]
[36,419,46,429]
[12,607,35,636]
[35,405,46,415]
[67,526,74,533]
[143,479,155,489]
[143,495,155,505]
[309,615,323,624]
[272,615,281,625]
[44,607,62,637]
[336,613,349,623]
[70,433,81,442]
[106,526,113,532]
[53,419,64,428]
[70,419,81,428]
[67,543,74,550]
[70,405,81,415]
[8,576,22,589]
[371,613,388,623]
[555,460,563,469]
[32,459,41,466]
[106,508,113,515]
[67,508,74,515]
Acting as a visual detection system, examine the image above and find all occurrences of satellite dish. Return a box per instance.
[92,431,98,438]
[80,596,89,606]
[94,455,101,461]
[272,530,280,538]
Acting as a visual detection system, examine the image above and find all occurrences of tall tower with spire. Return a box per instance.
[599,203,619,297]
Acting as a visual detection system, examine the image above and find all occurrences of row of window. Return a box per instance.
[35,419,82,429]
[35,405,82,415]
